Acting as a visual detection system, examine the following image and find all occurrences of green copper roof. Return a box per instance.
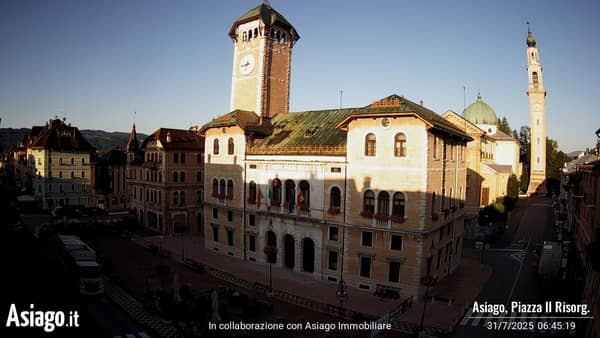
[246,94,471,155]
[463,95,498,125]
[229,4,299,40]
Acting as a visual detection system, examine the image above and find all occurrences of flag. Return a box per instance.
[297,191,304,211]
[267,188,273,212]
[257,187,263,208]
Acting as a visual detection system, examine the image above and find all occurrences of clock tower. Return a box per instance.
[229,3,299,119]
[526,24,547,195]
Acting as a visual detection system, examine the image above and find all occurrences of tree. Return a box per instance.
[546,137,570,179]
[517,126,531,193]
[497,117,512,135]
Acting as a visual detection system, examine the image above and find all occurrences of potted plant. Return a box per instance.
[360,209,374,219]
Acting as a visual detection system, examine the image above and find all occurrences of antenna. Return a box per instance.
[339,90,343,109]
[462,85,466,112]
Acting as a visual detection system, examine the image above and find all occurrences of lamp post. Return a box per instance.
[263,219,276,294]
[336,279,348,320]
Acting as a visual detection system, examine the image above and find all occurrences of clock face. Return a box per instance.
[239,54,255,75]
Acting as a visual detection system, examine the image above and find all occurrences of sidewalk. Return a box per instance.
[393,256,492,334]
[136,235,401,319]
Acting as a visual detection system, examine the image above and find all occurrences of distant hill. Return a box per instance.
[0,128,147,154]
[567,151,584,158]
[79,129,147,152]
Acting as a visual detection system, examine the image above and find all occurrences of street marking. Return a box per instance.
[460,308,473,325]
[471,313,485,326]
[507,239,530,304]
[510,251,526,264]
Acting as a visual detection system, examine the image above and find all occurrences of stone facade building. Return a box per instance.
[91,149,128,210]
[23,119,94,209]
[200,4,471,298]
[126,125,204,234]
[442,96,521,234]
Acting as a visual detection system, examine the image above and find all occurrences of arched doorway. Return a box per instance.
[266,231,277,263]
[284,234,295,269]
[302,238,315,273]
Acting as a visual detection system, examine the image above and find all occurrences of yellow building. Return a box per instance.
[443,95,521,235]
[24,119,94,209]
[201,3,472,298]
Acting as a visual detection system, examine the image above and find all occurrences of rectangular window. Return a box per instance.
[174,153,179,164]
[249,234,256,252]
[227,211,233,222]
[197,153,202,164]
[180,152,185,163]
[388,261,401,283]
[249,214,256,226]
[330,167,341,173]
[212,225,219,242]
[361,231,373,247]
[328,250,338,271]
[212,208,218,219]
[433,136,438,159]
[360,256,372,278]
[329,226,339,241]
[391,235,403,251]
[226,229,233,246]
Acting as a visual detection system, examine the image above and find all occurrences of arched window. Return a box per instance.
[377,191,390,215]
[180,191,185,205]
[213,139,220,155]
[365,133,376,156]
[173,171,178,183]
[272,178,282,205]
[299,180,310,211]
[532,72,539,85]
[219,179,226,197]
[212,178,218,196]
[329,187,341,211]
[393,192,405,218]
[173,191,178,205]
[227,180,234,200]
[363,190,375,214]
[197,171,202,182]
[394,133,407,157]
[284,179,295,209]
[180,171,185,183]
[248,181,257,204]
[81,171,85,178]
[228,137,234,155]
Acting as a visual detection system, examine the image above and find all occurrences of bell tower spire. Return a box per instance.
[526,22,547,194]
[228,3,299,119]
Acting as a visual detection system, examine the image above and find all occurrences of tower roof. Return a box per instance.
[526,22,536,47]
[229,3,299,41]
[463,95,498,125]
[126,123,140,152]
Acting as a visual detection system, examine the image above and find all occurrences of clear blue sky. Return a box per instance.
[1,0,599,152]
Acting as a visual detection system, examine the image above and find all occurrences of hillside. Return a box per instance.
[0,128,147,154]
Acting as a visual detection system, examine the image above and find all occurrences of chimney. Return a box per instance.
[420,100,424,106]
[166,132,172,143]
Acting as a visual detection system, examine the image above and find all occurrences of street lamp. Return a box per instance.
[263,219,277,294]
[336,279,348,320]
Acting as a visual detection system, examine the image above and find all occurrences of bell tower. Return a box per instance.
[526,23,547,195]
[228,3,299,119]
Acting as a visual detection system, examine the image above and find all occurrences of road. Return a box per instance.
[451,198,575,337]
[1,215,148,338]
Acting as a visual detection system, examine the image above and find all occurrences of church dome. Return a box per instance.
[463,95,498,125]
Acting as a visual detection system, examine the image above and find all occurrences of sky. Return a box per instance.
[1,0,599,152]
